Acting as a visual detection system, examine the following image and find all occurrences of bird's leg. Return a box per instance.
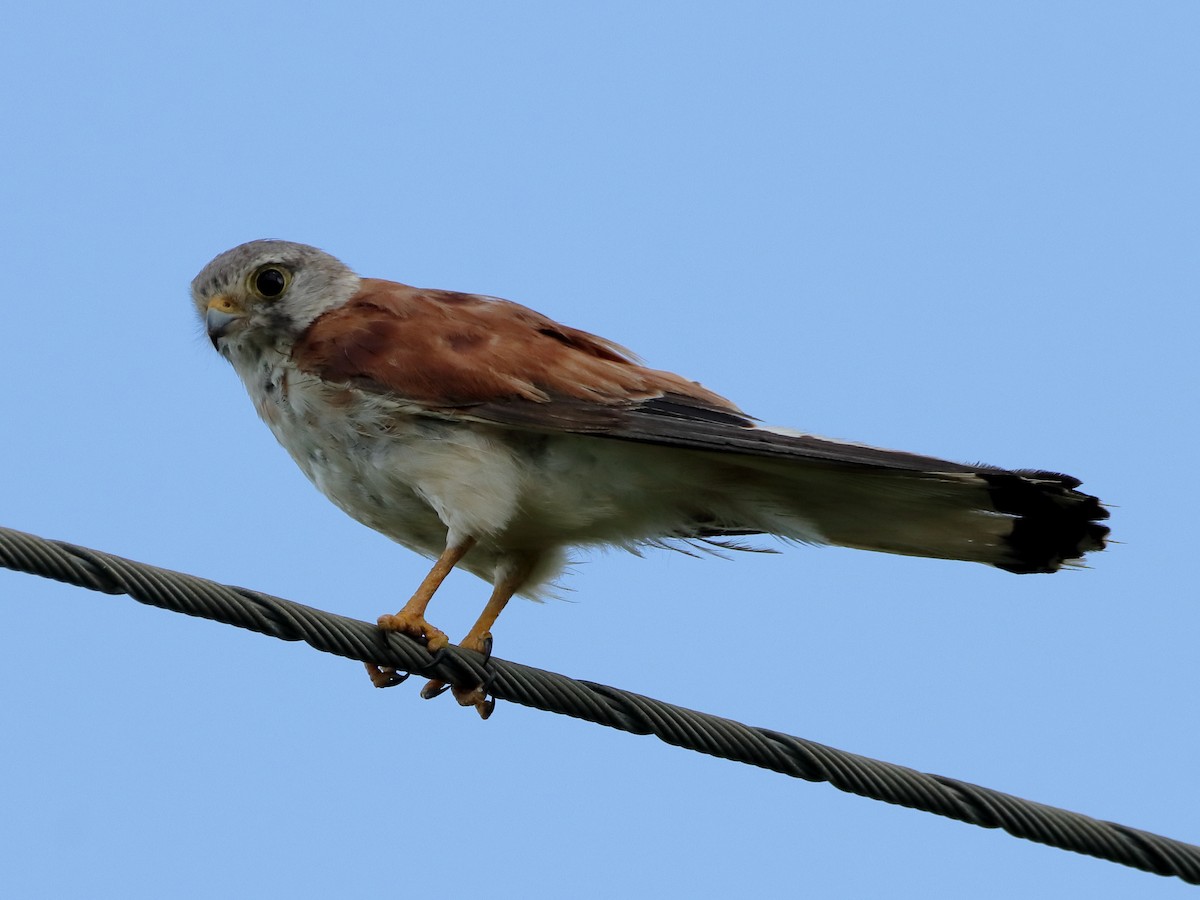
[367,536,476,688]
[421,573,521,719]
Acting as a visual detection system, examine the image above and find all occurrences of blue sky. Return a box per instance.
[1,3,1197,897]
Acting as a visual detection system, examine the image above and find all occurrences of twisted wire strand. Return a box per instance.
[0,524,1195,884]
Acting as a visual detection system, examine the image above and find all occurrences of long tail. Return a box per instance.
[463,390,1111,573]
[712,455,1110,573]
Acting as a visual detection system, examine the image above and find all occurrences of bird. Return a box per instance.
[192,239,1110,717]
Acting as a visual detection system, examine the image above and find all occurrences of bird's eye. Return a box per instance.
[250,265,289,299]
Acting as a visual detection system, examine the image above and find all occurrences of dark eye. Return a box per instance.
[252,266,288,298]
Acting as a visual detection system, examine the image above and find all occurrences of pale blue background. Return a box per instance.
[1,3,1196,897]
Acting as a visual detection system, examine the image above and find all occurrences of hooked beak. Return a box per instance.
[205,295,245,348]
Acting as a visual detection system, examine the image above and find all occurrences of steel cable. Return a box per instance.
[0,524,1194,884]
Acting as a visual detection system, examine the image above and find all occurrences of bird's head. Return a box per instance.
[191,240,362,359]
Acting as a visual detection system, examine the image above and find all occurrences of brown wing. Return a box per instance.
[291,279,989,474]
[292,278,992,473]
[291,277,739,412]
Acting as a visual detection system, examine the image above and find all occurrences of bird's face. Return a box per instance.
[191,240,362,359]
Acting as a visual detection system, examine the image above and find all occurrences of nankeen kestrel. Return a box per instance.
[192,240,1109,717]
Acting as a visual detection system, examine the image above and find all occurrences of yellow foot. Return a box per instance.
[455,682,496,719]
[419,630,495,718]
[418,678,493,719]
[368,611,449,690]
[376,611,450,651]
[364,662,406,689]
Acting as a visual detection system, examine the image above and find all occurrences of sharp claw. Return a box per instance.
[409,629,498,716]
[476,696,496,720]
[366,664,409,689]
[421,680,451,699]
[479,632,494,666]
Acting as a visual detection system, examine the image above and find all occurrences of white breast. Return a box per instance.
[235,349,527,551]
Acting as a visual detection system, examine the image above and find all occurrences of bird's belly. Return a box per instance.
[500,432,757,547]
[256,379,456,557]
[249,367,782,559]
